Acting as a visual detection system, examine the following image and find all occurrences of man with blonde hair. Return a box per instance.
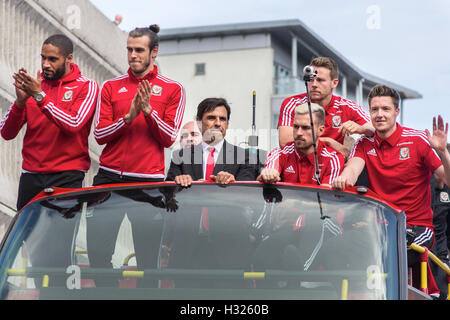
[259,102,344,187]
[255,103,345,276]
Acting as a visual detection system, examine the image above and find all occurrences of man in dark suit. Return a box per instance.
[166,97,256,184]
[165,98,256,288]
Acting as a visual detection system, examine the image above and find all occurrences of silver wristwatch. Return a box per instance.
[33,91,46,103]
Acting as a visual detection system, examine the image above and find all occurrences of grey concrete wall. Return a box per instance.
[0,0,128,238]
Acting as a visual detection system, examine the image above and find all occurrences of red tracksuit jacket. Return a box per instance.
[94,66,186,178]
[0,63,99,173]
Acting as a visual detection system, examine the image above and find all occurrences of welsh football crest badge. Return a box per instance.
[399,147,410,160]
[151,85,163,96]
[62,90,73,102]
[332,115,341,128]
[440,192,450,203]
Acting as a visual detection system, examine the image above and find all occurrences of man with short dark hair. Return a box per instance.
[332,85,450,296]
[277,57,374,158]
[0,34,98,286]
[0,34,98,210]
[165,98,255,283]
[166,97,255,185]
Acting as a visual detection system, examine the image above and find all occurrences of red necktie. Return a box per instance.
[200,147,215,233]
[205,147,215,180]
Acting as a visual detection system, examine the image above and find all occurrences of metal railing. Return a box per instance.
[409,243,450,300]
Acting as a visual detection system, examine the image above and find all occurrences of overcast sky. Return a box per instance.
[90,0,450,131]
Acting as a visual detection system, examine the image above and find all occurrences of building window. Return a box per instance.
[274,63,290,80]
[195,63,206,76]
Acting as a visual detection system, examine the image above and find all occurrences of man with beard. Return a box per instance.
[0,34,99,210]
[259,103,344,186]
[254,103,344,279]
[93,24,186,179]
[88,25,185,287]
[0,34,98,286]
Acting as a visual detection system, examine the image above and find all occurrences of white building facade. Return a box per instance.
[158,20,422,152]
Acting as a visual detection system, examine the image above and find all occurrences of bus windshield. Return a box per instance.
[0,183,403,300]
